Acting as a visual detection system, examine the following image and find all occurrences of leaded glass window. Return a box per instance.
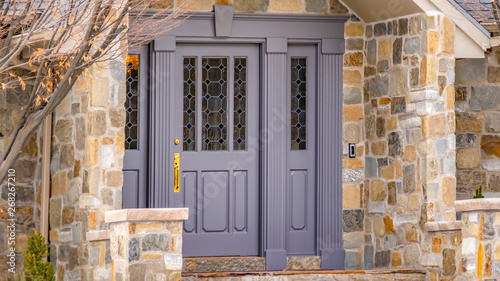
[291,57,307,150]
[234,57,247,150]
[125,55,139,150]
[202,57,228,151]
[183,57,197,151]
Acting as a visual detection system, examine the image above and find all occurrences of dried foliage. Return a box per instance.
[0,0,188,183]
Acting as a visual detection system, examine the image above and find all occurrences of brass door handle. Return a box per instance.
[174,153,180,192]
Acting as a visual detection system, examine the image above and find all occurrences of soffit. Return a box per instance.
[341,0,425,22]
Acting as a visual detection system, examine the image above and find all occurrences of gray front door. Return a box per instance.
[171,44,260,257]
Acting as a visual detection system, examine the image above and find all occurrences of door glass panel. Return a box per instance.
[183,57,197,151]
[234,57,247,151]
[125,55,139,150]
[291,57,307,150]
[202,57,228,151]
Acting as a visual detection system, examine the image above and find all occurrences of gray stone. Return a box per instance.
[391,96,406,114]
[488,66,500,83]
[387,21,393,35]
[483,212,495,239]
[435,139,447,155]
[471,86,500,110]
[368,202,385,214]
[439,58,448,72]
[409,15,421,35]
[384,235,398,249]
[91,110,107,135]
[455,86,467,102]
[367,75,389,98]
[234,0,269,12]
[365,157,378,178]
[409,89,438,102]
[364,245,374,269]
[89,246,100,266]
[72,223,82,245]
[410,68,419,87]
[393,37,402,65]
[75,117,86,150]
[376,117,385,137]
[346,38,363,51]
[488,174,500,192]
[456,170,486,200]
[377,157,389,167]
[388,182,396,205]
[344,87,362,104]
[60,144,75,169]
[377,60,389,73]
[365,114,376,140]
[345,251,361,269]
[482,161,500,171]
[343,169,364,183]
[399,18,408,35]
[456,59,486,83]
[49,197,62,228]
[456,133,477,148]
[142,233,170,251]
[438,76,447,95]
[392,20,398,35]
[364,66,376,77]
[367,39,377,65]
[403,37,421,54]
[13,159,37,181]
[0,109,13,137]
[1,186,33,203]
[343,123,360,143]
[343,232,364,249]
[374,23,387,36]
[388,132,403,157]
[0,223,6,252]
[342,209,364,232]
[329,0,348,13]
[374,250,391,267]
[54,119,74,142]
[305,0,327,13]
[403,244,420,266]
[129,263,147,280]
[485,112,500,132]
[403,165,415,193]
[366,25,373,38]
[129,238,140,262]
[69,247,78,270]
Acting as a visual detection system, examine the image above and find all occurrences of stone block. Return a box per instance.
[426,30,439,53]
[343,169,364,183]
[403,243,420,266]
[399,18,408,35]
[55,119,74,142]
[84,138,99,167]
[365,157,378,177]
[456,133,477,148]
[343,184,360,209]
[481,135,500,158]
[371,140,386,156]
[106,170,123,187]
[343,106,363,122]
[342,209,364,232]
[343,70,362,85]
[346,38,363,51]
[101,146,114,169]
[345,22,364,37]
[370,180,386,201]
[389,68,409,98]
[391,96,406,114]
[304,0,327,13]
[485,112,500,133]
[462,237,478,256]
[456,59,485,84]
[344,87,362,104]
[404,37,421,54]
[90,77,110,107]
[388,131,403,157]
[364,245,374,269]
[374,23,387,36]
[343,232,364,249]
[142,233,170,251]
[403,165,415,193]
[440,177,456,208]
[378,38,393,59]
[345,251,362,269]
[51,171,68,196]
[441,16,455,54]
[471,86,500,111]
[375,250,391,267]
[366,39,376,65]
[420,55,438,85]
[343,123,360,143]
[393,37,402,65]
[409,89,437,102]
[422,114,445,138]
[234,0,269,12]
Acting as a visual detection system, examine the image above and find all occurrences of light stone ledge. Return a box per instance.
[455,198,500,212]
[424,221,461,232]
[86,230,110,241]
[105,208,189,223]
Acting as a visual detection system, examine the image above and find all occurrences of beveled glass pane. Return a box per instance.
[234,57,247,150]
[202,57,228,151]
[125,55,139,150]
[291,57,307,150]
[183,57,197,151]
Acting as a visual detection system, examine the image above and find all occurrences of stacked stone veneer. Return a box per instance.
[342,13,457,270]
[48,59,126,280]
[0,93,43,279]
[454,48,500,200]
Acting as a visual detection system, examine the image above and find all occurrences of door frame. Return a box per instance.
[141,10,348,270]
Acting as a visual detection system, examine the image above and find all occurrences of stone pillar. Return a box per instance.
[105,208,188,281]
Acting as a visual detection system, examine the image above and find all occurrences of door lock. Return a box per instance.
[174,138,180,145]
[174,153,180,193]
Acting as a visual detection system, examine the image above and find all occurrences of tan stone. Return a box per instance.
[456,148,480,169]
[54,119,74,143]
[87,167,100,195]
[404,145,417,162]
[84,138,99,167]
[81,95,88,114]
[343,184,360,209]
[49,229,59,242]
[441,16,455,55]
[55,96,71,116]
[74,78,88,94]
[345,22,364,37]
[420,55,437,85]
[392,251,402,267]
[378,38,393,59]
[422,114,445,138]
[386,116,397,131]
[142,253,163,260]
[406,229,418,242]
[494,242,500,260]
[269,0,302,12]
[105,208,189,223]
[427,30,439,53]
[446,85,455,110]
[371,141,387,156]
[344,52,363,67]
[381,166,394,180]
[347,158,363,168]
[90,77,110,107]
[457,117,482,132]
[106,170,123,187]
[343,70,362,85]
[51,172,68,196]
[89,110,107,135]
[396,159,403,179]
[384,215,394,234]
[343,106,363,122]
[373,216,385,237]
[136,222,165,232]
[15,235,28,253]
[432,235,442,253]
[178,0,212,10]
[370,180,386,201]
[440,177,456,208]
[110,108,126,128]
[117,131,125,155]
[408,193,420,212]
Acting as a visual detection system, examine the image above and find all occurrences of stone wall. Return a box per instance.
[0,91,43,280]
[342,12,457,270]
[454,48,500,199]
[48,59,127,280]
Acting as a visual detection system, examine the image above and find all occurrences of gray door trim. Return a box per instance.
[145,13,348,270]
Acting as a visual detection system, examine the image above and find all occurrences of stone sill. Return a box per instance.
[455,198,500,212]
[86,230,110,241]
[424,221,461,232]
[105,208,189,223]
[183,269,427,277]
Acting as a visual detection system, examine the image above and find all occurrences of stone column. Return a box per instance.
[105,208,188,281]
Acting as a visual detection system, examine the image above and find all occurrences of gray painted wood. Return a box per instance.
[317,42,345,269]
[286,45,316,256]
[149,40,175,208]
[171,45,260,257]
[123,46,149,209]
[263,38,287,270]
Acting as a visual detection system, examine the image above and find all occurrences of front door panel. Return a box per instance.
[172,45,259,257]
